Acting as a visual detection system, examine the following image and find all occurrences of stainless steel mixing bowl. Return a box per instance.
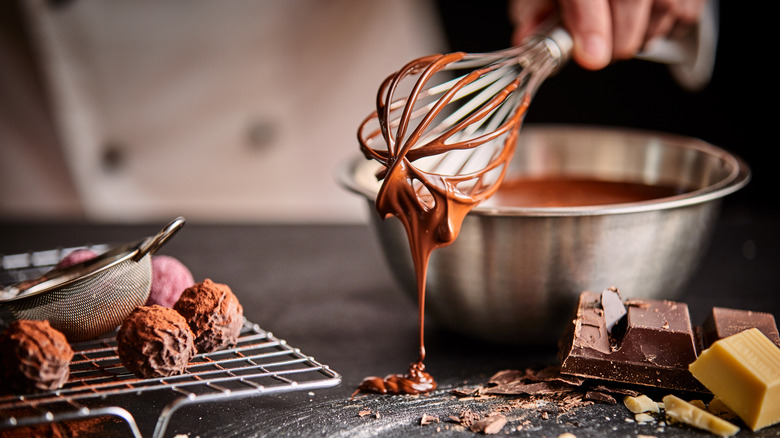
[338,125,750,344]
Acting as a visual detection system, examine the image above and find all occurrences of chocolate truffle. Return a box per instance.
[55,248,97,269]
[174,279,244,353]
[145,255,195,308]
[0,320,73,393]
[116,305,195,378]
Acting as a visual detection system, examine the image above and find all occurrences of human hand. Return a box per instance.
[509,0,708,70]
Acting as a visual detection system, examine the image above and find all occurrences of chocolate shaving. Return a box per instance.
[557,394,593,412]
[488,369,527,385]
[451,387,481,397]
[483,366,582,396]
[588,384,640,397]
[584,391,617,404]
[469,415,507,434]
[483,380,576,396]
[529,366,587,386]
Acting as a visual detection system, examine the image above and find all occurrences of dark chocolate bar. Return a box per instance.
[559,290,780,393]
[559,290,707,392]
[702,307,780,348]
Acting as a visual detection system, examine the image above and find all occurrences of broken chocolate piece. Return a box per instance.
[601,287,627,335]
[559,290,706,392]
[701,307,780,348]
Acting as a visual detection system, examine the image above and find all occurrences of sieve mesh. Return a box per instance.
[1,217,184,342]
[5,255,151,341]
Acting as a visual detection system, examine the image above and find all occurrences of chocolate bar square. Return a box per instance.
[559,290,706,392]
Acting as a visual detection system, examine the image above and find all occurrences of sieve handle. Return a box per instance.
[133,216,186,262]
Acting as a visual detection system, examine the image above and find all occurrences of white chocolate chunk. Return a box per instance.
[635,413,655,423]
[624,395,660,413]
[663,395,739,437]
[689,328,780,431]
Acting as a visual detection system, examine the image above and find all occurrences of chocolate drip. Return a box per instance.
[355,51,531,394]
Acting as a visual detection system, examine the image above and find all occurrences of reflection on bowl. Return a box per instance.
[338,125,750,344]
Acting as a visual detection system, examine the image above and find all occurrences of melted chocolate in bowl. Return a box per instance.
[485,177,687,208]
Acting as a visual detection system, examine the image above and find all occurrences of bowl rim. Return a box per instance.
[337,124,751,217]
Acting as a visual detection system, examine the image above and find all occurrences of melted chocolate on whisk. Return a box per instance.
[355,52,531,395]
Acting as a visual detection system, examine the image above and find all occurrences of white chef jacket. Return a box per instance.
[0,0,447,223]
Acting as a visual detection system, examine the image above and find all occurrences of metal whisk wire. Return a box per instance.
[358,29,572,205]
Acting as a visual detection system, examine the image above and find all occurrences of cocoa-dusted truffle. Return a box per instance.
[174,279,244,353]
[0,320,73,393]
[145,255,195,308]
[116,305,195,378]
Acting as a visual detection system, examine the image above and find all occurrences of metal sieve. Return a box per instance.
[0,217,185,342]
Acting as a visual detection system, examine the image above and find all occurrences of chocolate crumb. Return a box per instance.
[457,410,481,428]
[421,414,439,425]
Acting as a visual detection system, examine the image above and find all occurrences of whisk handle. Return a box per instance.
[133,216,186,261]
[544,27,573,65]
[538,0,717,91]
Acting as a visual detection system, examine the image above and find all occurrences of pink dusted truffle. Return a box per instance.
[55,248,97,269]
[145,255,195,308]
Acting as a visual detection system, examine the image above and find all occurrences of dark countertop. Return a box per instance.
[1,199,778,437]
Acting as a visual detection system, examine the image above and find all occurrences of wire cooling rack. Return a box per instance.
[0,248,342,437]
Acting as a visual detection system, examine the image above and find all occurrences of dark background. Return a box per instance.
[434,0,775,209]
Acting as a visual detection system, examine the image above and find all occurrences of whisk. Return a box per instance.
[358,28,573,245]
